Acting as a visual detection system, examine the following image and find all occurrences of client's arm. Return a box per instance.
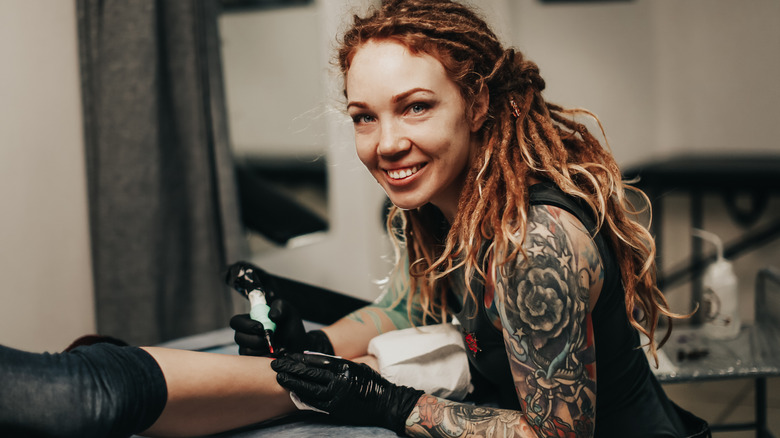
[0,343,296,438]
[0,343,166,438]
[140,347,295,437]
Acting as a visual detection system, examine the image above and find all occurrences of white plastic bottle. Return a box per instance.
[693,229,741,340]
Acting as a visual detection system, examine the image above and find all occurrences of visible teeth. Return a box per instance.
[387,165,420,180]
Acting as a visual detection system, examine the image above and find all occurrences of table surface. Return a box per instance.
[651,324,780,384]
[208,415,398,437]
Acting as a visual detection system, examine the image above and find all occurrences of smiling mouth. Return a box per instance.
[386,164,425,180]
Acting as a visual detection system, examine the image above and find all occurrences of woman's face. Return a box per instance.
[345,39,484,221]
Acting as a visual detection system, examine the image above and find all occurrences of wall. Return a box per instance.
[509,0,657,167]
[220,4,326,159]
[506,0,780,160]
[0,0,94,352]
[653,0,780,155]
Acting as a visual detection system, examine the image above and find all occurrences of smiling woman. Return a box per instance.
[347,40,485,220]
[229,0,712,437]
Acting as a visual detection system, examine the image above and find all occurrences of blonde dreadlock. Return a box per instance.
[337,0,683,361]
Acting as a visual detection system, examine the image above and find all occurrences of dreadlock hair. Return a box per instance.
[337,0,685,362]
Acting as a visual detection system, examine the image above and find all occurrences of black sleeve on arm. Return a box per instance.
[0,343,167,438]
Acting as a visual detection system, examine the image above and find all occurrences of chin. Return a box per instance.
[385,195,427,211]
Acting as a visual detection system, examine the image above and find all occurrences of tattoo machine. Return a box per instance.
[225,261,276,353]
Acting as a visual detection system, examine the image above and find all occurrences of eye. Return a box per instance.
[408,102,429,115]
[352,114,375,125]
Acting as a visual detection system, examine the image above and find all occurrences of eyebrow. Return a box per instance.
[347,88,434,110]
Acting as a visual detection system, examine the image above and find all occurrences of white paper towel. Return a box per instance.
[367,323,473,400]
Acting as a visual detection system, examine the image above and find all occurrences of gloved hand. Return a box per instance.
[272,353,424,435]
[229,299,334,357]
[224,261,277,301]
[225,261,334,357]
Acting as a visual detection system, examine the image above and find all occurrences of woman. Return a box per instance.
[236,0,710,437]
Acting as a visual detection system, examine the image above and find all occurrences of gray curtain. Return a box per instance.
[77,0,245,345]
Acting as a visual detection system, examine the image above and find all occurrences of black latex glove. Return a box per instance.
[272,353,425,435]
[224,261,277,301]
[229,299,334,357]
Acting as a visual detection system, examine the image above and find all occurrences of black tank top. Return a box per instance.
[450,182,689,437]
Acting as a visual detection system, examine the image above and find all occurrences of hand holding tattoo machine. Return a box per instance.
[225,261,276,354]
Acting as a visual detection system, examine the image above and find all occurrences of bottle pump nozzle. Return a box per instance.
[692,228,724,263]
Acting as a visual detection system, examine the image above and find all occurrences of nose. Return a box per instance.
[377,120,411,157]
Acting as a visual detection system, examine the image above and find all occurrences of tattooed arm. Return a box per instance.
[323,255,424,359]
[404,205,602,437]
[406,395,537,437]
[494,205,602,437]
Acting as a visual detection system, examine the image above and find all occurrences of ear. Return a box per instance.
[469,84,489,133]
